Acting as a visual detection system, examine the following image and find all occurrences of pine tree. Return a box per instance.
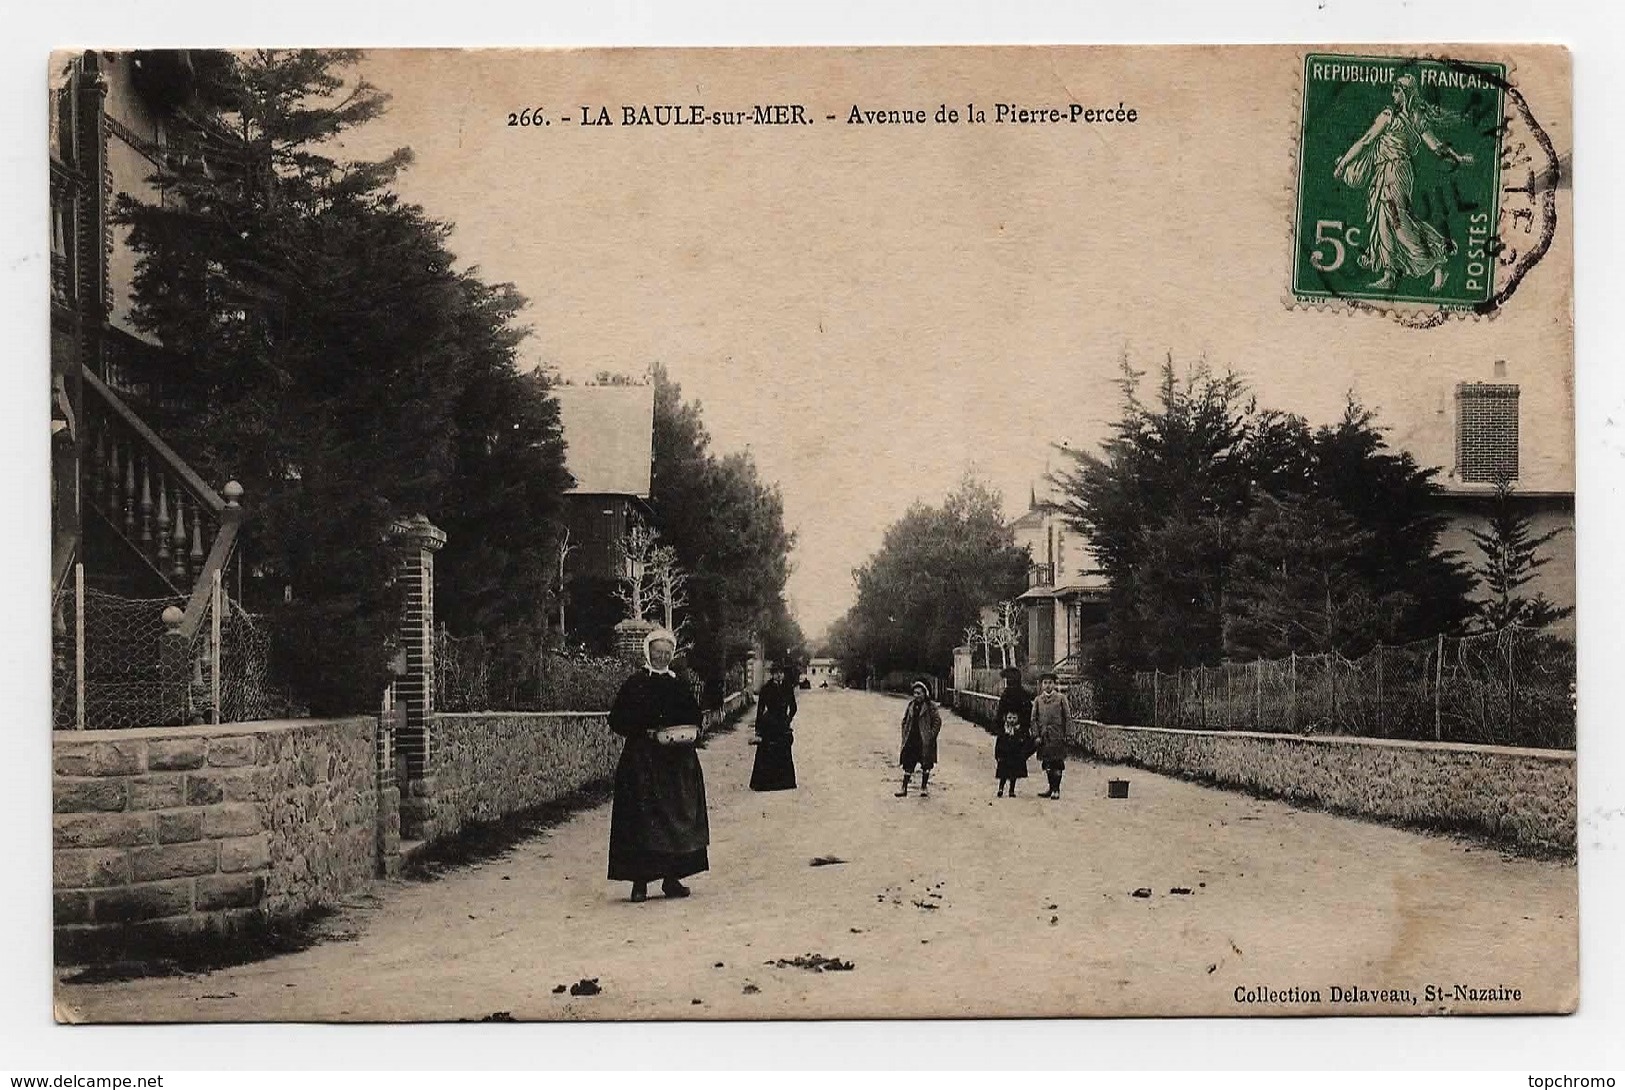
[645,365,799,681]
[113,51,570,712]
[1049,360,1477,669]
[1469,479,1573,630]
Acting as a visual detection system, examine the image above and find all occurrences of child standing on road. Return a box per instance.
[1033,673,1070,799]
[994,710,1035,797]
[896,680,942,798]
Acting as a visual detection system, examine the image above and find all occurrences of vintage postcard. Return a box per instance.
[48,44,1574,1022]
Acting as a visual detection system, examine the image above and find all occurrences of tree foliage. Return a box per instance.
[830,478,1029,682]
[644,365,801,678]
[1050,356,1475,669]
[1468,479,1573,631]
[113,50,570,712]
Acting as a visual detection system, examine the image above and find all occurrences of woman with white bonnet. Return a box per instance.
[606,628,710,902]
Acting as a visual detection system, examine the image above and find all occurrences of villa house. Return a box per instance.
[51,51,250,729]
[1010,489,1108,675]
[1385,357,1575,635]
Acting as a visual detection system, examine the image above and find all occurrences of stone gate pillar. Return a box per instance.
[614,618,657,665]
[952,646,973,692]
[748,635,766,692]
[390,514,445,842]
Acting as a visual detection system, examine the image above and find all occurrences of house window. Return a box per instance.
[1456,383,1519,483]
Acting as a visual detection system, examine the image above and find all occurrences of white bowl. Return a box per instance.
[654,725,700,746]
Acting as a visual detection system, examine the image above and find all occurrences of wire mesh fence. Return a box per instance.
[217,598,302,723]
[1130,627,1576,749]
[51,578,79,731]
[79,587,186,730]
[52,573,299,730]
[434,626,637,713]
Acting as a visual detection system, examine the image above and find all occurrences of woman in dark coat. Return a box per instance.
[607,628,709,902]
[995,667,1034,734]
[750,662,798,791]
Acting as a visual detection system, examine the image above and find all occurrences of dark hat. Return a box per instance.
[1039,672,1059,683]
[1000,666,1022,682]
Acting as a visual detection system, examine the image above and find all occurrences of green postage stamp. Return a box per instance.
[1293,53,1507,310]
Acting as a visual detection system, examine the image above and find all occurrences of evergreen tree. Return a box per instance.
[1049,358,1477,670]
[644,365,799,681]
[835,477,1029,678]
[113,50,570,712]
[1469,479,1573,630]
[1048,358,1256,667]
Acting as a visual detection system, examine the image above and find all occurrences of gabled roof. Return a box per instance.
[1010,506,1049,530]
[553,385,655,498]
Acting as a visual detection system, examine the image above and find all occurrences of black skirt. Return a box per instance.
[996,757,1030,780]
[607,736,710,882]
[750,734,797,792]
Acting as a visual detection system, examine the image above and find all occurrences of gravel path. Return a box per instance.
[57,689,1576,1022]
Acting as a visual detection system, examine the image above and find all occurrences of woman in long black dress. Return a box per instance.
[607,628,709,902]
[750,662,798,791]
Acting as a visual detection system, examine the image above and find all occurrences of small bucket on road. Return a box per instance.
[1107,779,1130,799]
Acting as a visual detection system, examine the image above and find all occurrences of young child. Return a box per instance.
[994,710,1035,797]
[1032,672,1071,799]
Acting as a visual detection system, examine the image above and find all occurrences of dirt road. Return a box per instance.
[57,689,1577,1021]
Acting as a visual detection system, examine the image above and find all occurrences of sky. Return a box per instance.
[339,46,1572,640]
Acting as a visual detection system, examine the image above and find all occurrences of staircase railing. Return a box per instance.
[77,367,245,726]
[80,367,242,600]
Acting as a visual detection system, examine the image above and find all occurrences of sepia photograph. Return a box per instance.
[41,40,1581,1027]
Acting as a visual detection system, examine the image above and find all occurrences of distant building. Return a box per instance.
[553,384,657,580]
[1010,488,1108,674]
[551,385,657,649]
[805,657,842,687]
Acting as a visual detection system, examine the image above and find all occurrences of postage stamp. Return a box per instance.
[1292,53,1508,311]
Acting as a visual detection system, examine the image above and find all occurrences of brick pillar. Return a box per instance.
[614,618,657,665]
[389,514,446,842]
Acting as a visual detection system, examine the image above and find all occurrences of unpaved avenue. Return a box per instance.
[58,689,1576,1021]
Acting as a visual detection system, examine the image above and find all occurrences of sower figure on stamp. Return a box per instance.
[1033,672,1070,799]
[896,680,942,798]
[1333,72,1474,293]
[607,628,710,902]
[749,661,798,791]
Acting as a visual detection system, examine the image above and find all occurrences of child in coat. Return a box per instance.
[1032,673,1071,799]
[994,710,1035,797]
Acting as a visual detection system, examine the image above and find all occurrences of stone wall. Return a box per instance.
[255,719,383,914]
[55,692,752,961]
[1076,721,1575,853]
[951,690,1000,730]
[53,717,382,959]
[430,712,620,840]
[430,691,751,841]
[947,689,1575,852]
